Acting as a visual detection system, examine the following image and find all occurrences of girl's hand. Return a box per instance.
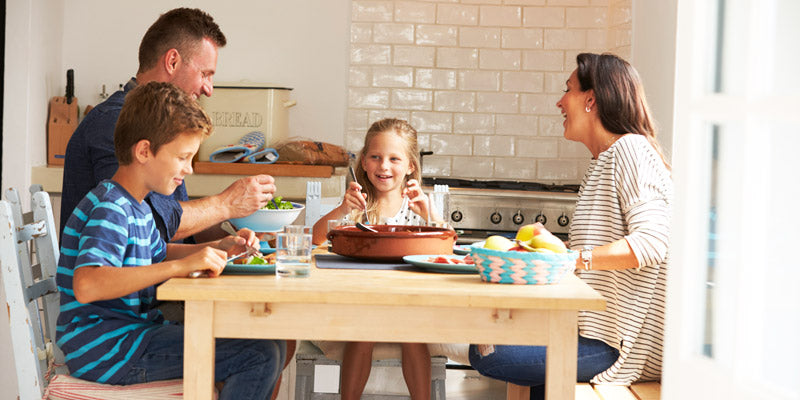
[340,181,367,214]
[403,179,430,220]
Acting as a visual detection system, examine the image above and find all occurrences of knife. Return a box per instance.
[66,69,74,105]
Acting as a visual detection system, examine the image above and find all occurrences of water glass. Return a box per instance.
[275,232,313,278]
[283,225,311,234]
[428,192,450,228]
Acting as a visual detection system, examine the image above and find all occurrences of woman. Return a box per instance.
[469,53,673,398]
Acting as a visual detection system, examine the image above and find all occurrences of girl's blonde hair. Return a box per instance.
[353,118,421,223]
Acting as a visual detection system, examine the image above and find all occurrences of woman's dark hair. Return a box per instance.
[575,53,670,169]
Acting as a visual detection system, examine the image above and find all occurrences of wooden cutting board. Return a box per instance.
[47,96,79,166]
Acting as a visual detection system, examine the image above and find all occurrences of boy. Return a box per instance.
[56,82,286,399]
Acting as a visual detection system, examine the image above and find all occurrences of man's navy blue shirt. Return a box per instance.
[60,79,187,242]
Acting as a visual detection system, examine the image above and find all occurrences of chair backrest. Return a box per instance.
[1,187,65,399]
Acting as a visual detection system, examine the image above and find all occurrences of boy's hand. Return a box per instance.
[217,228,259,256]
[183,247,227,278]
[403,179,429,219]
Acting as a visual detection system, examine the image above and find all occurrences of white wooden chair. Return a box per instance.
[1,187,186,399]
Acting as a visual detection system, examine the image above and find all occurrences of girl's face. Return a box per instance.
[556,69,593,142]
[361,131,414,194]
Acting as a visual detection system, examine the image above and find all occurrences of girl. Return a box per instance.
[312,118,433,400]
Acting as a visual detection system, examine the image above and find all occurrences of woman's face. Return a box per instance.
[556,69,592,142]
[361,131,414,195]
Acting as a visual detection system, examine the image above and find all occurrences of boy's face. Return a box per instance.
[144,132,202,196]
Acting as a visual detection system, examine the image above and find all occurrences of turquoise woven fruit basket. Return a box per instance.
[470,244,578,285]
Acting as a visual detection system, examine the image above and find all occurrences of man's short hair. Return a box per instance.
[137,8,226,73]
[115,81,212,165]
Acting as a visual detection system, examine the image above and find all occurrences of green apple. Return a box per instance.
[528,233,568,253]
[484,235,515,251]
[515,223,545,242]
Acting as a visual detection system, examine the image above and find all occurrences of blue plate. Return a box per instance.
[453,244,470,255]
[402,255,477,274]
[223,263,275,275]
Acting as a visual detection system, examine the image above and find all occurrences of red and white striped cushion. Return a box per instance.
[43,374,212,400]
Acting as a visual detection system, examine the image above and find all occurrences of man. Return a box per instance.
[61,7,275,243]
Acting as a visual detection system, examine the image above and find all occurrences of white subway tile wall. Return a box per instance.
[347,0,632,184]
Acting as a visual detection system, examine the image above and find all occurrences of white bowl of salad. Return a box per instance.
[229,196,305,233]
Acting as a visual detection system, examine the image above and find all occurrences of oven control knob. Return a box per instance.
[557,214,570,227]
[451,210,463,223]
[490,212,502,225]
[512,211,525,225]
[535,213,547,224]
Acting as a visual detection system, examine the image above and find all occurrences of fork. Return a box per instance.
[305,181,321,227]
[348,166,369,224]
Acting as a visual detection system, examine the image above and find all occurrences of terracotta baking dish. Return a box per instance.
[327,225,456,262]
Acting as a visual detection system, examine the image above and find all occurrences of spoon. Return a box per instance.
[356,222,378,233]
[348,166,369,224]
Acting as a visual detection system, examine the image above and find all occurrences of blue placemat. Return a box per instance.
[315,253,419,271]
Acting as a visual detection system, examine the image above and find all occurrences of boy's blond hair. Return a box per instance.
[114,81,212,165]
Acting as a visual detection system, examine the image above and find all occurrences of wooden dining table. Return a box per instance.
[157,252,605,400]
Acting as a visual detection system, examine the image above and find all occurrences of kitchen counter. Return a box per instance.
[31,165,347,200]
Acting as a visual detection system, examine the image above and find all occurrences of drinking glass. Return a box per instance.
[428,192,450,228]
[275,232,313,278]
[283,225,311,234]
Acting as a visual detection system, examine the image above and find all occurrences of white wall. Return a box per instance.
[61,1,350,144]
[631,0,677,159]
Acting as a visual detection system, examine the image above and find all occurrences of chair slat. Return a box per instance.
[16,220,46,242]
[593,384,639,400]
[630,382,661,400]
[24,277,58,303]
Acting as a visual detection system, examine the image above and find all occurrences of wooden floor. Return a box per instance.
[575,382,661,400]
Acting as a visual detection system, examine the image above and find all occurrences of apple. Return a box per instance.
[484,235,515,251]
[515,223,545,242]
[528,232,568,253]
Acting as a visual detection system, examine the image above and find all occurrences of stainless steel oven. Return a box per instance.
[422,178,579,244]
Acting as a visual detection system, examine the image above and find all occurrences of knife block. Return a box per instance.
[47,96,79,166]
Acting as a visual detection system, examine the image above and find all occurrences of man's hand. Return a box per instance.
[221,174,276,219]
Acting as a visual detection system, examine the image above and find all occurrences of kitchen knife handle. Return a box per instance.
[66,69,74,104]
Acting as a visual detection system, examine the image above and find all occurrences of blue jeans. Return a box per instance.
[117,324,287,400]
[469,336,619,400]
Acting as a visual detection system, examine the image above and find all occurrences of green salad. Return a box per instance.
[263,196,294,210]
[247,255,268,265]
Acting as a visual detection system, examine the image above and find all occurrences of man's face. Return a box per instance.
[171,37,218,99]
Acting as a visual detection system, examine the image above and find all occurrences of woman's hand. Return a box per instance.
[403,179,430,220]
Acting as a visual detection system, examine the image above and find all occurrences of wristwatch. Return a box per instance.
[580,246,593,270]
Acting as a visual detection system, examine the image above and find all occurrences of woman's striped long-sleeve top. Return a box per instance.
[570,133,673,384]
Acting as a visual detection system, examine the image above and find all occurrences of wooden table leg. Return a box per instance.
[507,382,531,400]
[184,300,215,400]
[545,310,578,400]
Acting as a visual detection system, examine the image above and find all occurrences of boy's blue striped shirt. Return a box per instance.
[56,180,168,384]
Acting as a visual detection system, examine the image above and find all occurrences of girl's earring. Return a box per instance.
[585,106,591,113]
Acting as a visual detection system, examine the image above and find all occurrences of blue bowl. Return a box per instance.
[229,202,304,233]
